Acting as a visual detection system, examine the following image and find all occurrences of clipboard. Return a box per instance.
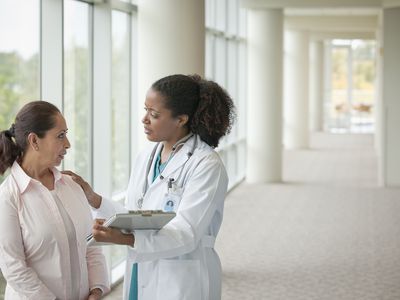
[87,210,176,246]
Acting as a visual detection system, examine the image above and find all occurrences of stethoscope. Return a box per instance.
[136,133,198,209]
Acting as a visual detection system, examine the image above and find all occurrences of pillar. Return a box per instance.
[382,7,400,186]
[246,8,283,183]
[284,30,310,149]
[309,40,324,132]
[137,0,205,148]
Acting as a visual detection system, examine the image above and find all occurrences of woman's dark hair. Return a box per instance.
[151,74,235,148]
[0,101,60,175]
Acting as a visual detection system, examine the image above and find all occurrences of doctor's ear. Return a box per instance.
[27,132,40,151]
[176,114,189,128]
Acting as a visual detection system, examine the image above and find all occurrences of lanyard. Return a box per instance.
[137,133,197,208]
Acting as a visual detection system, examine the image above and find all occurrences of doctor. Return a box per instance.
[65,74,235,300]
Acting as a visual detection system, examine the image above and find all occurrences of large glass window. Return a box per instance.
[330,45,350,131]
[327,39,376,133]
[110,9,132,282]
[205,0,246,188]
[0,0,40,184]
[351,40,376,133]
[63,0,92,180]
[111,10,131,196]
[0,0,40,288]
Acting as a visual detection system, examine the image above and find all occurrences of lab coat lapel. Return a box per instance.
[147,143,163,187]
[160,136,195,180]
[147,136,195,190]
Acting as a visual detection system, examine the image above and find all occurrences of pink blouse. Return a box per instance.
[0,162,109,300]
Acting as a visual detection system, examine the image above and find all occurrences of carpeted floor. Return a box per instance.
[218,133,400,300]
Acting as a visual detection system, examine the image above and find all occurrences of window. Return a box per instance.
[351,40,376,133]
[110,9,132,282]
[327,39,376,133]
[205,0,246,188]
[0,0,138,286]
[0,0,40,183]
[111,10,131,196]
[63,0,92,181]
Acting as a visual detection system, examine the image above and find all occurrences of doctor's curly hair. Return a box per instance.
[151,74,236,148]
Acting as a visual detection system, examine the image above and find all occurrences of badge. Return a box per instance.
[163,198,175,212]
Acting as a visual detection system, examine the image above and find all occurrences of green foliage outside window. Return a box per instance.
[0,52,39,184]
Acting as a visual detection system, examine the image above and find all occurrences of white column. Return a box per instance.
[309,40,324,132]
[284,30,310,149]
[382,7,400,186]
[137,0,205,148]
[246,9,283,183]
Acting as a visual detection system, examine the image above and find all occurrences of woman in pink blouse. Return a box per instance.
[0,101,109,300]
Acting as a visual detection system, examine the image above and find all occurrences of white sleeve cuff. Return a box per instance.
[91,197,127,219]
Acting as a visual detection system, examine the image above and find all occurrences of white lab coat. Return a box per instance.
[96,135,228,300]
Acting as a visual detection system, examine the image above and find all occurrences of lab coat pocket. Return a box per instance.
[156,259,202,300]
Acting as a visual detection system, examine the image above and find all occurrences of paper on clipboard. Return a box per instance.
[87,210,176,246]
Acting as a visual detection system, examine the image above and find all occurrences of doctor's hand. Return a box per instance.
[92,219,135,247]
[61,170,102,209]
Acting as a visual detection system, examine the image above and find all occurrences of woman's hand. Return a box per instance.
[92,219,135,246]
[87,288,103,300]
[61,170,102,209]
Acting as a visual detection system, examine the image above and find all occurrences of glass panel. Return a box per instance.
[237,142,246,179]
[227,40,238,101]
[205,0,216,28]
[328,40,376,133]
[226,40,238,143]
[215,0,226,32]
[227,145,237,188]
[227,0,238,36]
[238,42,247,139]
[205,33,215,79]
[63,0,92,181]
[205,0,245,187]
[0,0,40,185]
[110,10,131,278]
[330,46,350,132]
[351,40,375,133]
[215,37,227,88]
[111,10,131,195]
[239,7,247,39]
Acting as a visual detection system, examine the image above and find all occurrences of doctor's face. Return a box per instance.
[142,88,181,143]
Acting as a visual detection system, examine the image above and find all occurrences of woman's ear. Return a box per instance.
[27,132,40,151]
[177,114,189,128]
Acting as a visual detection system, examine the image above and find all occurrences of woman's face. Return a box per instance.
[36,113,70,168]
[142,88,182,142]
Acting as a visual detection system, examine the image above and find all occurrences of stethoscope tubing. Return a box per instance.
[137,133,197,208]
